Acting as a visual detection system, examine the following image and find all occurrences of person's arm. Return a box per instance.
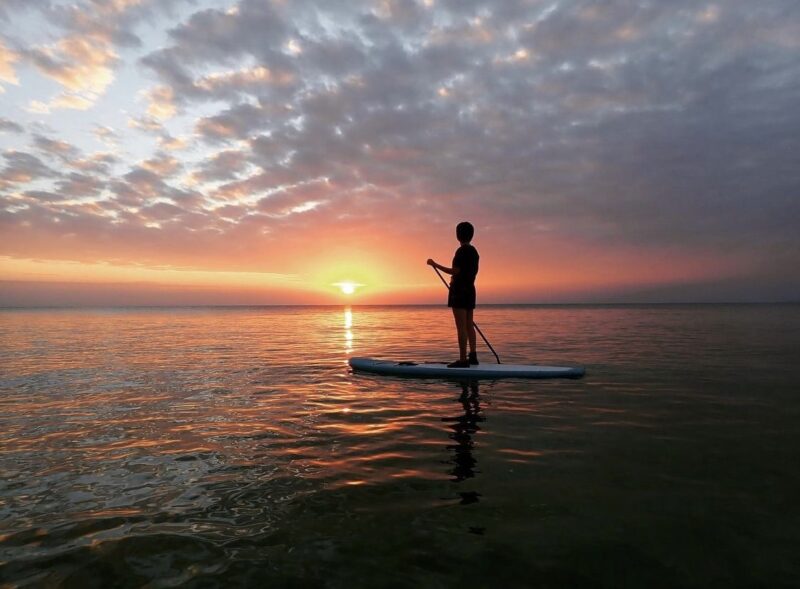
[426,259,460,276]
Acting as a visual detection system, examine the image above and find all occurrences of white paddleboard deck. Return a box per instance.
[349,357,585,379]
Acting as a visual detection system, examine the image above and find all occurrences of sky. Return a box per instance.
[0,0,798,306]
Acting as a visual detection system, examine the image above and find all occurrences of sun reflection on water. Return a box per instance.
[343,306,354,353]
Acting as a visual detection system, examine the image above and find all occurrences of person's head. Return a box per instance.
[456,221,474,243]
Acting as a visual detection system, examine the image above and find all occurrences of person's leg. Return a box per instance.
[466,308,478,364]
[452,307,468,362]
[466,308,476,355]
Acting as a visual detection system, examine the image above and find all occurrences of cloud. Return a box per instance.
[0,118,23,133]
[147,0,289,68]
[138,201,186,222]
[0,39,19,86]
[43,0,192,48]
[71,152,120,175]
[144,85,177,120]
[256,178,330,217]
[193,65,296,97]
[21,190,64,203]
[139,1,297,114]
[195,103,271,143]
[54,172,106,198]
[192,149,249,183]
[26,101,53,114]
[127,115,164,134]
[33,134,81,161]
[1,151,57,185]
[93,125,120,146]
[158,133,188,151]
[139,153,182,177]
[107,165,204,210]
[24,32,118,109]
[49,92,97,110]
[8,0,193,110]
[120,167,171,199]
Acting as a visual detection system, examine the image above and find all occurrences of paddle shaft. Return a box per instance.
[432,266,501,364]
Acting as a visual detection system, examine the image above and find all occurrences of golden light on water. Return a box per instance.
[344,306,353,353]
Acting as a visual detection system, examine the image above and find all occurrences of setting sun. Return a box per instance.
[334,281,362,295]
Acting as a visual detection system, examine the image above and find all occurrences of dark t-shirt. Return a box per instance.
[448,244,479,309]
[451,244,479,290]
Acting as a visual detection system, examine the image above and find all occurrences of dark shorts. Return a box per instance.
[448,285,476,310]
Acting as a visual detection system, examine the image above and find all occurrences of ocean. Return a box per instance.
[1,304,798,587]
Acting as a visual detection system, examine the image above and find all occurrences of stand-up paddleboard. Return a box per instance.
[349,357,585,379]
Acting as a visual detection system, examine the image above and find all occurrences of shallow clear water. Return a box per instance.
[1,305,799,587]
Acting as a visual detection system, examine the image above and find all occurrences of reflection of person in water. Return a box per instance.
[442,380,484,504]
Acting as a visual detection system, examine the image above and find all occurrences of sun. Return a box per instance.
[333,281,362,295]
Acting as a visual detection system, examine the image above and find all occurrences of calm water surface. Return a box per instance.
[1,305,799,587]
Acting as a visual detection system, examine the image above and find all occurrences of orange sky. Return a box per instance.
[0,225,762,305]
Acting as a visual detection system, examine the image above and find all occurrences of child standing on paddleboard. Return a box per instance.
[427,221,480,368]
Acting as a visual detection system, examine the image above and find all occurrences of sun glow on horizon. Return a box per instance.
[333,281,363,295]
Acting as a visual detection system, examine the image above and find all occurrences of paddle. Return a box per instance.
[431,266,501,364]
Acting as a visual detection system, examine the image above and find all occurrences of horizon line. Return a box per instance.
[1,301,798,310]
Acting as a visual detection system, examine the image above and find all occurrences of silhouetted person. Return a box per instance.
[427,221,480,368]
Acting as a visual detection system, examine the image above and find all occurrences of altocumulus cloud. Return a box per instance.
[0,0,798,299]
